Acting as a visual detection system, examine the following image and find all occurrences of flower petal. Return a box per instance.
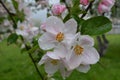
[81,46,100,64]
[64,19,77,34]
[80,35,94,46]
[46,16,65,34]
[59,64,72,79]
[38,32,56,50]
[76,64,90,73]
[38,54,49,65]
[47,44,70,59]
[46,51,60,60]
[65,52,82,70]
[45,60,59,75]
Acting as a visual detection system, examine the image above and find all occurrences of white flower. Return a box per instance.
[16,21,28,37]
[38,54,71,78]
[65,33,100,70]
[38,16,77,50]
[30,8,47,27]
[16,21,39,42]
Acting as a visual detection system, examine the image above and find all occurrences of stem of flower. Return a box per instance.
[24,44,44,80]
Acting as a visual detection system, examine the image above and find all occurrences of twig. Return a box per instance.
[62,0,70,13]
[81,1,94,18]
[0,0,17,27]
[24,44,44,80]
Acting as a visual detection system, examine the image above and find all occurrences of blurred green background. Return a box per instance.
[0,34,120,80]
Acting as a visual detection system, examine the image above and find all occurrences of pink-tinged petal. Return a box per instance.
[46,16,65,34]
[102,0,115,7]
[38,32,56,50]
[52,4,66,15]
[80,35,94,47]
[81,46,100,64]
[64,19,77,34]
[76,64,90,73]
[65,52,82,70]
[45,60,59,75]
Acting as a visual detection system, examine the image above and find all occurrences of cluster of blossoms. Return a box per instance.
[38,16,100,78]
[16,21,39,42]
[0,0,115,79]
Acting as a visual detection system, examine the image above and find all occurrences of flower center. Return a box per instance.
[74,45,84,55]
[20,26,24,30]
[51,60,58,65]
[56,32,64,42]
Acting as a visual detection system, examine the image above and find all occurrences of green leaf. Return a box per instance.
[72,0,80,5]
[7,33,18,44]
[11,0,19,11]
[28,44,39,54]
[81,16,112,35]
[71,5,82,16]
[63,13,71,22]
[0,17,5,23]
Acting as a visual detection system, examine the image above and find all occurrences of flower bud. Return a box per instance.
[80,0,89,6]
[51,4,66,15]
[98,0,115,14]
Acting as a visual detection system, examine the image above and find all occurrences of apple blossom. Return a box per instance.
[29,8,47,27]
[38,16,77,50]
[64,33,100,70]
[38,54,71,78]
[51,4,66,15]
[16,21,39,42]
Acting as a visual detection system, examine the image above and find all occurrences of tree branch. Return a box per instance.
[0,0,17,28]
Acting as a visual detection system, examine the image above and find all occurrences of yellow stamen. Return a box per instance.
[74,45,84,55]
[56,32,64,42]
[51,60,58,65]
[20,26,24,30]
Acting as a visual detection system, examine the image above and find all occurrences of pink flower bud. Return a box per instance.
[51,4,66,15]
[98,0,115,14]
[80,0,89,6]
[101,0,115,7]
[98,3,110,14]
[40,23,46,31]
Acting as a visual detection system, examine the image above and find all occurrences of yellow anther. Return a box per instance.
[56,32,64,42]
[20,26,24,30]
[74,45,84,55]
[51,60,58,65]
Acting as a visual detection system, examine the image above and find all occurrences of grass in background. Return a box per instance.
[0,34,120,80]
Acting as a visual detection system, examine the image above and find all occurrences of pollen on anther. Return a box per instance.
[51,60,58,65]
[74,45,84,55]
[56,32,64,42]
